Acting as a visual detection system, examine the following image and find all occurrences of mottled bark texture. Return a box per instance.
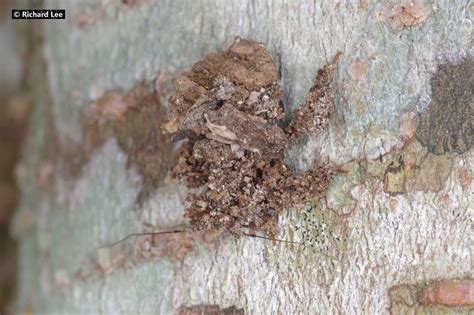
[11,0,473,314]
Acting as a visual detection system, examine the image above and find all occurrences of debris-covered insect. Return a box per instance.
[165,38,340,238]
[103,38,341,253]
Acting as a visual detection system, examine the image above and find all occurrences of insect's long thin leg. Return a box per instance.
[98,229,187,249]
[100,231,339,262]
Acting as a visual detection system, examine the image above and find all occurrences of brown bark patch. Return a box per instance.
[388,197,398,210]
[382,152,453,194]
[418,279,474,307]
[389,280,474,313]
[83,85,173,203]
[350,58,365,82]
[399,112,417,142]
[377,0,429,32]
[410,153,453,192]
[416,57,474,155]
[57,85,172,204]
[458,168,471,191]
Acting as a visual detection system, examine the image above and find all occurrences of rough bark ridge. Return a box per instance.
[11,0,473,314]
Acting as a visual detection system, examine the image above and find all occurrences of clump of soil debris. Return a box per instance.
[165,38,339,237]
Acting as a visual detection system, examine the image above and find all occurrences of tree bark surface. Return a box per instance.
[13,1,472,314]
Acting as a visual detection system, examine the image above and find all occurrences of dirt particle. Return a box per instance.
[166,38,335,237]
[378,0,429,32]
[174,140,331,236]
[416,58,474,155]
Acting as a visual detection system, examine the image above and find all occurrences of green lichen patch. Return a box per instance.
[416,57,474,155]
[296,203,333,251]
[262,201,346,287]
[292,202,347,260]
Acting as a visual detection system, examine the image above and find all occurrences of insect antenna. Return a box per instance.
[98,229,187,249]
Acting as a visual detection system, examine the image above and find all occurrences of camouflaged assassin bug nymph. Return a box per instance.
[102,38,341,254]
